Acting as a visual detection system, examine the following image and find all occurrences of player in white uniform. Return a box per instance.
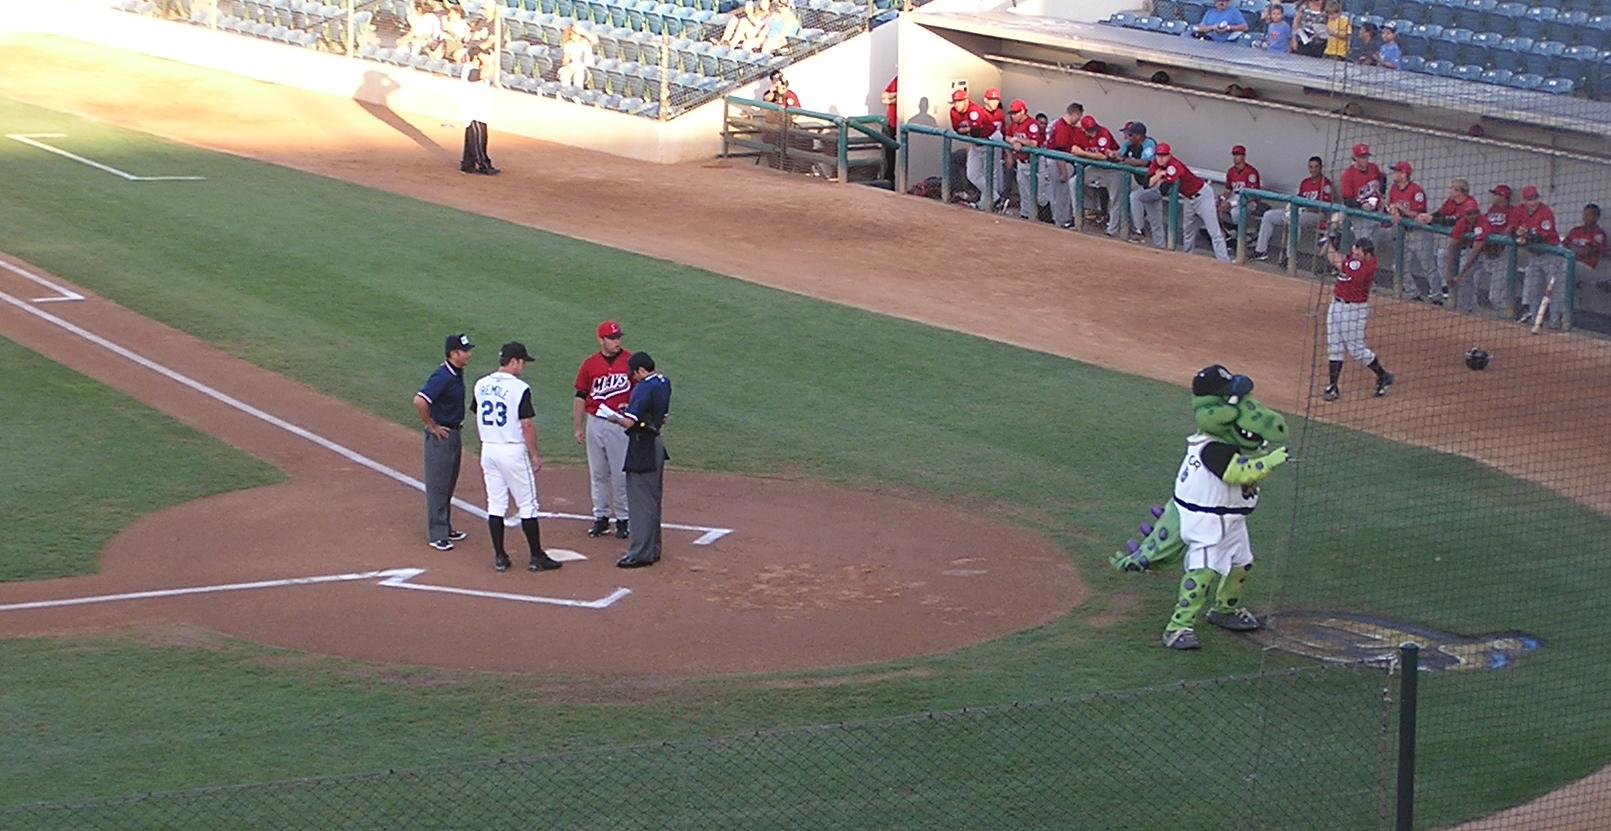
[472,342,561,572]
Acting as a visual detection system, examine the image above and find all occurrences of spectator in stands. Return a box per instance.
[397,0,444,58]
[759,0,802,55]
[558,23,598,89]
[1070,114,1119,229]
[1338,142,1385,248]
[1260,3,1291,54]
[1351,22,1381,65]
[1564,204,1607,293]
[1190,0,1249,42]
[1385,161,1438,302]
[1424,177,1480,293]
[1450,185,1518,314]
[441,4,471,62]
[1323,1,1351,61]
[1005,99,1047,221]
[1219,144,1265,245]
[1254,155,1333,264]
[1292,0,1328,57]
[762,69,799,108]
[1045,103,1083,227]
[1149,143,1230,261]
[1516,185,1564,327]
[1118,122,1163,246]
[717,0,766,50]
[1377,23,1402,69]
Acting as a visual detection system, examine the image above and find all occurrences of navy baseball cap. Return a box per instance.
[1192,364,1254,398]
[445,333,475,355]
[499,341,533,363]
[1126,121,1147,136]
[628,351,655,373]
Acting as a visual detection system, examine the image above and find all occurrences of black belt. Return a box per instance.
[1174,497,1253,516]
[1334,299,1366,305]
[438,423,461,430]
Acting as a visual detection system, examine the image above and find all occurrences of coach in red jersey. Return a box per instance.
[573,320,634,539]
[1044,102,1083,227]
[1451,185,1517,314]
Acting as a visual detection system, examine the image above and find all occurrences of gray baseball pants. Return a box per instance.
[423,428,462,542]
[586,415,629,520]
[623,436,665,563]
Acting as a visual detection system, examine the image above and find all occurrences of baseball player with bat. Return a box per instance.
[1514,185,1563,331]
[1320,237,1395,401]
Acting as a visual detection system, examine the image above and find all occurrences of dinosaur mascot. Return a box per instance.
[1113,364,1290,650]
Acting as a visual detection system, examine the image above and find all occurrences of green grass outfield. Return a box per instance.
[2,95,1608,827]
[0,336,281,580]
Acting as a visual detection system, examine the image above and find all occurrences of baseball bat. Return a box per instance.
[1531,271,1556,334]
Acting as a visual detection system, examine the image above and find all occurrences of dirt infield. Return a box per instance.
[0,256,1085,674]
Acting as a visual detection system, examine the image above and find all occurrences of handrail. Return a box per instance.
[723,96,896,183]
[1236,187,1579,329]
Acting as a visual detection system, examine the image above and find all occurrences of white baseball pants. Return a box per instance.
[481,442,539,519]
[1180,510,1253,577]
[1326,300,1375,365]
[586,414,629,520]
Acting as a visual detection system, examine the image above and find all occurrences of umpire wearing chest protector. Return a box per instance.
[608,352,671,569]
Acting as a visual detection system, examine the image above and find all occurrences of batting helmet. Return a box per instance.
[1465,348,1492,370]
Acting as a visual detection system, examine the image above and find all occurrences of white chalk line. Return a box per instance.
[0,286,734,545]
[0,258,85,303]
[6,133,207,181]
[0,567,632,613]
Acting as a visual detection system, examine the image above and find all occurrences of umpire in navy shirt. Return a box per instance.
[413,333,475,551]
[607,351,671,568]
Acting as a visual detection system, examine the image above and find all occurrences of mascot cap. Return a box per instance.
[1192,364,1254,398]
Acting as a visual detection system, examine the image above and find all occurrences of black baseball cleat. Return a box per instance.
[428,539,455,551]
[614,518,630,539]
[529,553,563,571]
[587,516,611,537]
[1322,385,1340,401]
[459,164,477,174]
[494,554,511,572]
[447,529,469,542]
[1375,372,1395,397]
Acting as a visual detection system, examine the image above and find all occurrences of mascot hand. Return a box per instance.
[1261,446,1289,467]
[1223,446,1288,485]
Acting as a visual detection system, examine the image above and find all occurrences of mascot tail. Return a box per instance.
[1110,501,1185,573]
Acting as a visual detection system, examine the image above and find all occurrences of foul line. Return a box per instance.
[0,568,632,613]
[6,134,207,182]
[0,259,84,303]
[0,286,734,545]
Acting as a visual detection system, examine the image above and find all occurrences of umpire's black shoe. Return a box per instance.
[587,516,611,537]
[494,554,511,572]
[614,518,630,539]
[529,553,563,572]
[478,165,500,175]
[616,554,654,569]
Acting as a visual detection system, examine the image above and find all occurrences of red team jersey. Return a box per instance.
[1226,163,1262,194]
[1455,205,1517,256]
[1340,162,1385,205]
[1074,126,1118,157]
[574,350,635,415]
[1514,203,1560,245]
[1565,224,1607,269]
[1334,254,1376,303]
[950,103,991,138]
[1004,117,1043,161]
[1436,194,1480,223]
[1298,175,1334,203]
[884,77,897,126]
[1385,182,1428,225]
[1149,156,1207,198]
[1046,117,1078,153]
[982,105,1006,139]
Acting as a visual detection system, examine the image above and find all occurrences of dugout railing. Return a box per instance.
[721,96,895,182]
[1235,189,1581,330]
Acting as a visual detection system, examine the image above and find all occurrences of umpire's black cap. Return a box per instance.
[445,333,476,355]
[628,351,655,373]
[1192,364,1254,397]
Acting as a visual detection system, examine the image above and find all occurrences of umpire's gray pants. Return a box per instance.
[623,437,666,563]
[423,428,462,542]
[586,415,629,520]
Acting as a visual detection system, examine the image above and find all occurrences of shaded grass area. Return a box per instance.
[1,95,1608,827]
[0,337,281,580]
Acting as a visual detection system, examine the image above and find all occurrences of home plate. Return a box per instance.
[548,548,586,562]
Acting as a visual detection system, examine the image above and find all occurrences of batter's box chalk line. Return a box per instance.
[0,567,632,613]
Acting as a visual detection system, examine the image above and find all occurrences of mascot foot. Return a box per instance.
[1206,608,1261,631]
[1162,628,1200,650]
[1151,504,1165,519]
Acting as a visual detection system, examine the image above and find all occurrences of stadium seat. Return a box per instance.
[1540,77,1576,94]
[1507,71,1543,89]
[1423,58,1456,75]
[1559,45,1599,85]
[1457,31,1499,67]
[1584,16,1611,52]
[1182,1,1208,25]
[1547,11,1588,47]
[1454,0,1492,32]
[1489,1,1526,36]
[1400,54,1426,71]
[1135,16,1163,31]
[1516,6,1557,41]
[1478,67,1511,85]
[1424,0,1457,28]
[1161,19,1189,36]
[1451,63,1483,81]
[1524,40,1566,77]
[1428,32,1462,63]
[1494,35,1532,71]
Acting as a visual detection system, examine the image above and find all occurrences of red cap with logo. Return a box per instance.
[597,320,623,338]
[1521,185,1540,199]
[1009,98,1027,113]
[1155,142,1172,155]
[1390,161,1412,174]
[951,88,969,102]
[1491,184,1513,200]
[1352,142,1371,158]
[1079,114,1097,129]
[1231,144,1246,155]
[984,87,1001,100]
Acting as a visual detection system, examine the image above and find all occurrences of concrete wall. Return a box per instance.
[895,22,1002,183]
[1006,0,1134,22]
[748,19,897,120]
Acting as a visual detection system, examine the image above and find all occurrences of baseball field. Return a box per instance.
[3,36,1611,828]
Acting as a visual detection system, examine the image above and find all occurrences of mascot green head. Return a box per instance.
[1191,364,1287,452]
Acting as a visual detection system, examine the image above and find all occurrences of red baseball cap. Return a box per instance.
[1230,144,1246,155]
[1352,142,1371,157]
[984,87,1001,100]
[1491,184,1513,200]
[1155,142,1172,155]
[597,320,623,338]
[950,88,968,102]
[1079,114,1097,129]
[1009,98,1027,113]
[1390,161,1412,174]
[1521,185,1540,199]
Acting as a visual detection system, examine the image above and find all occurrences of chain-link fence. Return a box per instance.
[0,664,1391,830]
